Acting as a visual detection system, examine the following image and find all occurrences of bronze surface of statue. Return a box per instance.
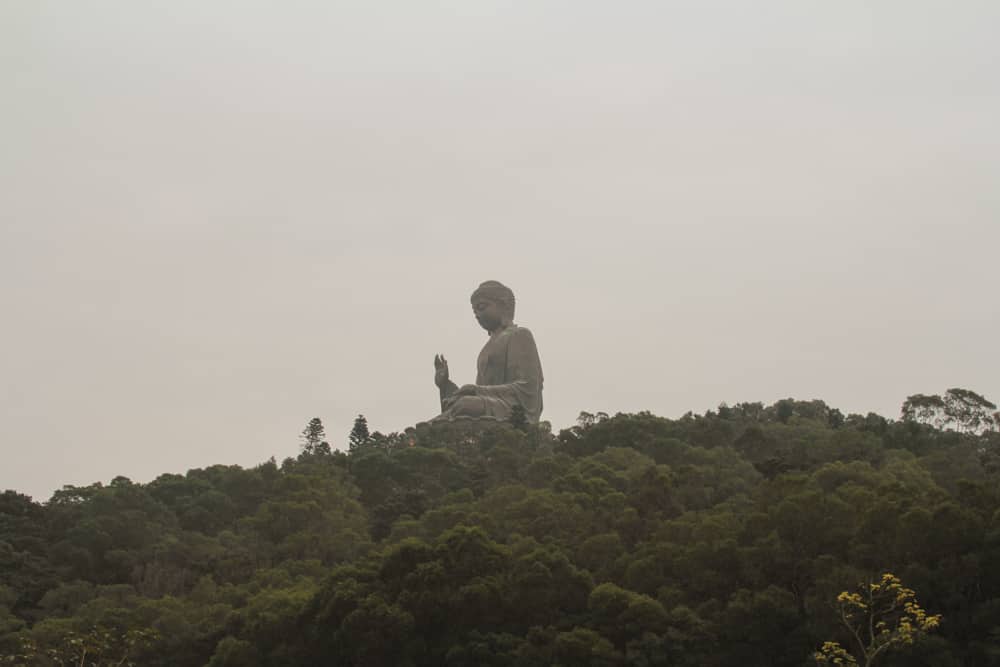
[431,281,544,424]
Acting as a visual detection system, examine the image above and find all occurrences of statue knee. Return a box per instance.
[451,396,486,417]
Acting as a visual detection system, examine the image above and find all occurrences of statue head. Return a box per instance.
[470,280,515,333]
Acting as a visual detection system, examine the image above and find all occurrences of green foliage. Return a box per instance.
[508,404,529,432]
[207,637,262,667]
[902,388,998,433]
[349,414,371,452]
[299,417,330,456]
[1,396,998,666]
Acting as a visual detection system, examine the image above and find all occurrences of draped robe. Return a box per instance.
[437,324,544,423]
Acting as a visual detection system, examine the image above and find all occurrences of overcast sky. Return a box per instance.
[2,1,998,501]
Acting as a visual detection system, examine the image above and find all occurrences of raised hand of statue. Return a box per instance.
[434,354,450,388]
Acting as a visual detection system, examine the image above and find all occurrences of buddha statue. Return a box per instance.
[430,281,544,424]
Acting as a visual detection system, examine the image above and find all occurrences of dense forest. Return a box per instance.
[2,390,999,666]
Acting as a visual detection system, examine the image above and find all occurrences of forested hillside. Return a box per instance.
[3,393,1000,666]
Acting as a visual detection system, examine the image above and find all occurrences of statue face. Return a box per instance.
[472,298,505,332]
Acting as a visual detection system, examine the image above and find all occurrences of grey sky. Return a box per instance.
[2,2,998,501]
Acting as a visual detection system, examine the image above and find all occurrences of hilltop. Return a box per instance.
[2,395,999,666]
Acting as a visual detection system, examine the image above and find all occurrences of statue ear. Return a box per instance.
[500,297,515,320]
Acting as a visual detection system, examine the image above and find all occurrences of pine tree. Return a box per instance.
[300,417,330,455]
[349,414,371,452]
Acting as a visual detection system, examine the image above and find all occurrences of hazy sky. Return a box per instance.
[2,2,998,501]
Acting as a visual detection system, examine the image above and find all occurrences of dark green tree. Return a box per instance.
[300,417,330,455]
[902,388,997,433]
[349,414,371,452]
[775,399,795,424]
[942,387,997,433]
[901,394,947,428]
[508,405,529,432]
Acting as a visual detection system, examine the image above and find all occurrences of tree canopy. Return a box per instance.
[3,394,1000,666]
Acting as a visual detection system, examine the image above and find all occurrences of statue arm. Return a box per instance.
[439,379,459,404]
[434,354,460,407]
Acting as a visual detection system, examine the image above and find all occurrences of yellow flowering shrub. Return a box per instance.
[815,573,941,667]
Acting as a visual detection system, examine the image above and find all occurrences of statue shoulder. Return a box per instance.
[508,325,538,346]
[507,326,542,378]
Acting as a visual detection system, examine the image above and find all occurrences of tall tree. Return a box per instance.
[902,388,997,433]
[775,399,794,424]
[300,418,330,455]
[942,387,997,433]
[349,415,371,452]
[901,393,947,428]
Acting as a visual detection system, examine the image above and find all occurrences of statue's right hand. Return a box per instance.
[434,354,450,388]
